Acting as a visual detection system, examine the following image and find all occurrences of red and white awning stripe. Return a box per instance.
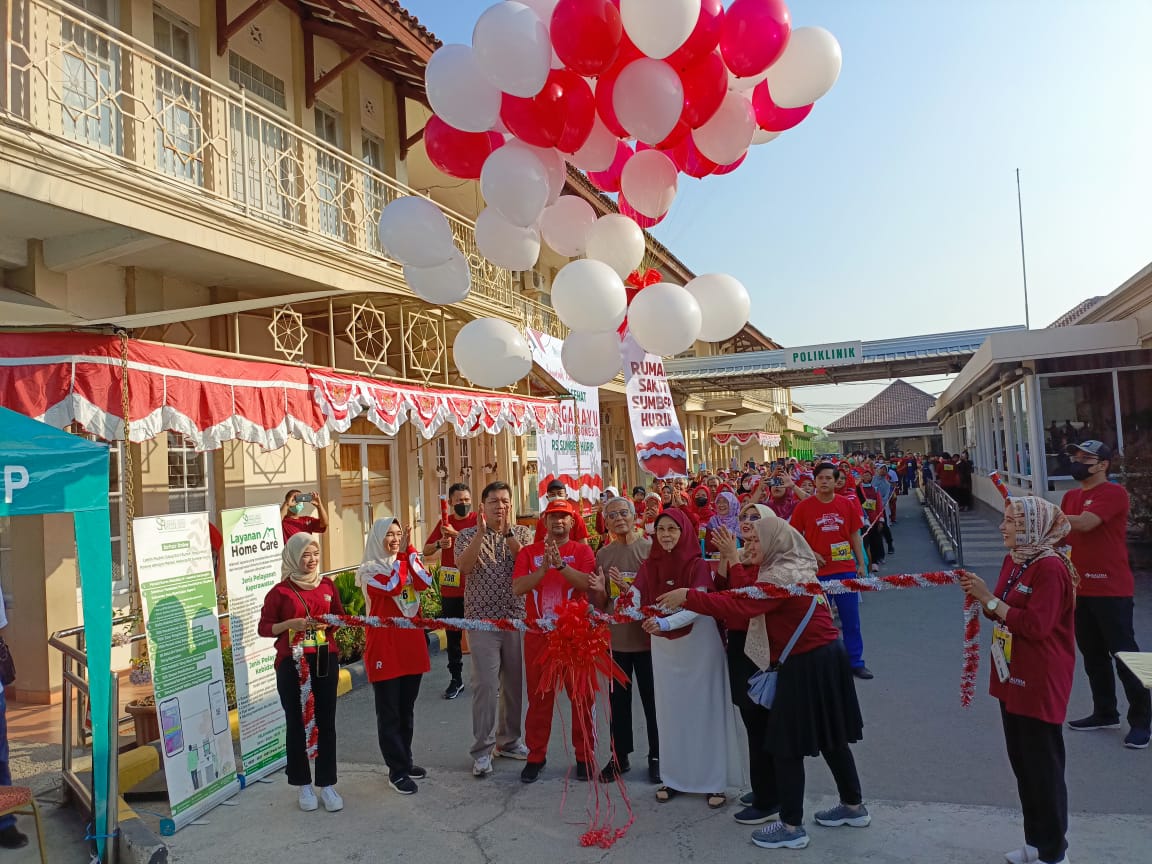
[0,333,560,451]
[712,431,783,447]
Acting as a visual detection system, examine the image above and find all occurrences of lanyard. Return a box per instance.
[999,562,1029,601]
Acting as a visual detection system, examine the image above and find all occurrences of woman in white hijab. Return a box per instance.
[659,510,869,851]
[358,517,433,795]
[258,533,345,813]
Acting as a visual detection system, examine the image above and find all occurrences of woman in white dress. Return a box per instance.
[630,508,743,808]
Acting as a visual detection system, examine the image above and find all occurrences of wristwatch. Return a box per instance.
[986,599,1000,613]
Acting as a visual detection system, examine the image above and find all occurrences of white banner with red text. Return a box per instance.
[621,332,688,478]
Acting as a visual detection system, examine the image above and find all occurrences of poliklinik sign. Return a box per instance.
[783,341,864,370]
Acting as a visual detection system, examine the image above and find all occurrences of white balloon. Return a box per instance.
[613,58,685,145]
[752,128,781,145]
[586,214,646,279]
[684,273,750,341]
[472,1,551,98]
[561,330,624,387]
[453,318,533,389]
[480,143,551,228]
[475,207,541,271]
[551,259,628,331]
[620,0,700,60]
[425,45,501,133]
[729,68,770,92]
[568,115,618,172]
[692,89,756,166]
[378,196,456,267]
[620,149,678,219]
[403,250,472,305]
[627,282,702,357]
[540,196,597,257]
[763,26,843,109]
[530,144,567,206]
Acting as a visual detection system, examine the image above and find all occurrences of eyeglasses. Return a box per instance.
[604,510,631,519]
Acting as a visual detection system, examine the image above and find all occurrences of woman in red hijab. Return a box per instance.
[627,509,742,808]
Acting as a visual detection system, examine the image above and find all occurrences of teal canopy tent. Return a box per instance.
[0,408,114,859]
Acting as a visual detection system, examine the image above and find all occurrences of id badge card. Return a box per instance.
[992,622,1012,683]
[830,541,853,563]
[400,585,418,604]
[441,567,461,589]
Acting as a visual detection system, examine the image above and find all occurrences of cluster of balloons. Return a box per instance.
[383,0,841,390]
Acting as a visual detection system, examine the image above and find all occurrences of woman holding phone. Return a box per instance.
[281,489,328,541]
[259,533,344,813]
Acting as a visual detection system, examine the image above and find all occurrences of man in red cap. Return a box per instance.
[512,499,598,782]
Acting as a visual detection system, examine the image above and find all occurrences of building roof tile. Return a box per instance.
[825,380,937,433]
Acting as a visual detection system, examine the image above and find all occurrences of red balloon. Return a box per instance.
[679,136,718,179]
[619,192,665,228]
[678,49,728,129]
[424,115,503,180]
[594,60,629,138]
[712,152,747,175]
[552,0,623,76]
[588,140,632,193]
[655,119,691,150]
[720,0,791,78]
[751,80,812,132]
[501,70,595,153]
[666,0,725,68]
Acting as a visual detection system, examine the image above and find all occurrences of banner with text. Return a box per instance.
[134,513,240,833]
[621,332,688,478]
[221,505,287,785]
[527,330,603,509]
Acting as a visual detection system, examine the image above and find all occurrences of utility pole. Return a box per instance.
[1016,168,1031,329]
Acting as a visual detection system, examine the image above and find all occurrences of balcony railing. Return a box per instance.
[2,0,565,336]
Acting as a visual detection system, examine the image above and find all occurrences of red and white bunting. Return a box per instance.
[712,431,782,447]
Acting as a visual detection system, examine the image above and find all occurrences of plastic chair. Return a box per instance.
[0,786,47,863]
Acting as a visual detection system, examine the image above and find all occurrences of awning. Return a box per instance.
[712,432,782,447]
[0,332,561,451]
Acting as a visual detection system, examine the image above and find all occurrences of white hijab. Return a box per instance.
[357,517,401,612]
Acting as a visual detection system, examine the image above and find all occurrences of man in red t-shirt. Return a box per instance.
[791,462,872,679]
[424,483,478,700]
[1060,441,1150,747]
[281,489,328,541]
[513,499,596,782]
[534,479,590,543]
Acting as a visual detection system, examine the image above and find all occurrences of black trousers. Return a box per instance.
[726,632,778,811]
[877,519,894,551]
[373,674,423,779]
[441,596,465,680]
[1074,596,1151,729]
[864,524,886,564]
[775,745,862,827]
[1001,704,1067,863]
[276,649,338,787]
[608,650,659,760]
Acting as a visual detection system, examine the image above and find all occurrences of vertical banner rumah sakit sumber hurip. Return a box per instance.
[221,505,287,785]
[621,331,688,478]
[134,513,240,833]
[527,330,603,509]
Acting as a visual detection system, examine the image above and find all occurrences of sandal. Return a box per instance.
[656,786,678,803]
[707,793,727,809]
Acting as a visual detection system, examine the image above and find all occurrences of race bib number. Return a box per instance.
[830,541,853,562]
[400,585,418,604]
[992,622,1013,683]
[943,464,954,471]
[440,567,461,588]
[862,499,876,511]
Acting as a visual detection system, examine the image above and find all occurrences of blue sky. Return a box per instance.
[406,1,1152,425]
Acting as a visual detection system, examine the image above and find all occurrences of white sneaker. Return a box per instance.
[318,785,343,812]
[472,754,494,777]
[494,743,529,760]
[1005,846,1038,864]
[297,785,318,812]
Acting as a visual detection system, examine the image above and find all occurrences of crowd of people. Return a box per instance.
[253,443,1147,861]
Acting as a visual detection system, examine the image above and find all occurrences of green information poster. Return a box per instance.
[134,513,240,832]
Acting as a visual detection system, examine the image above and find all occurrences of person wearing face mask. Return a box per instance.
[359,518,433,794]
[534,479,591,544]
[1060,442,1151,749]
[423,483,478,700]
[280,489,328,541]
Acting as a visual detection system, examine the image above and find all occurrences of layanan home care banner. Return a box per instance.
[621,332,688,478]
[527,330,603,508]
[221,505,286,785]
[134,513,240,833]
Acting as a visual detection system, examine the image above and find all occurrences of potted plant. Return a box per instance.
[126,693,159,746]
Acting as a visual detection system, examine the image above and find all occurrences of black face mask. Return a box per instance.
[694,496,708,506]
[453,503,471,518]
[1069,463,1094,482]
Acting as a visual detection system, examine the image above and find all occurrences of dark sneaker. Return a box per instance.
[0,827,28,849]
[408,765,428,779]
[1124,727,1150,749]
[853,666,875,680]
[520,761,545,784]
[1068,714,1121,731]
[739,791,755,808]
[734,805,780,825]
[444,678,465,700]
[389,774,418,795]
[575,761,592,782]
[815,803,871,827]
[598,757,631,782]
[887,547,895,555]
[751,823,809,849]
[648,757,661,784]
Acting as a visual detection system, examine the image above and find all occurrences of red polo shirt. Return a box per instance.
[1060,482,1133,597]
[426,512,479,598]
[790,495,863,577]
[512,540,595,620]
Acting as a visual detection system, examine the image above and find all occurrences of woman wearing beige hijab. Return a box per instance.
[659,510,869,851]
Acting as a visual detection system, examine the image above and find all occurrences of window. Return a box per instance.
[1038,373,1117,478]
[435,437,448,498]
[458,436,471,479]
[314,105,346,239]
[1117,368,1152,455]
[153,9,203,185]
[167,432,211,514]
[67,426,130,599]
[362,132,392,254]
[60,0,122,153]
[228,51,286,109]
